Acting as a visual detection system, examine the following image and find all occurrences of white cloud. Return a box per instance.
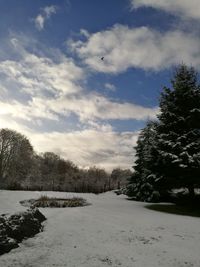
[0,112,138,171]
[0,36,158,170]
[0,91,158,125]
[130,0,200,20]
[0,37,158,123]
[0,43,84,98]
[29,129,139,171]
[80,29,90,38]
[43,5,57,17]
[44,93,158,122]
[105,83,116,91]
[69,25,200,73]
[34,5,58,31]
[0,99,59,121]
[35,15,45,31]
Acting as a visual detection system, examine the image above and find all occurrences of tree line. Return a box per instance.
[127,65,200,202]
[0,128,131,193]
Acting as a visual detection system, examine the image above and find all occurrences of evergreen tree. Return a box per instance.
[127,65,200,202]
[127,121,160,201]
[155,65,200,197]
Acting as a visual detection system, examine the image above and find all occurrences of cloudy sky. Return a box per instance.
[0,0,199,171]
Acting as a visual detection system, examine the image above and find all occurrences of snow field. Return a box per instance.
[0,190,200,267]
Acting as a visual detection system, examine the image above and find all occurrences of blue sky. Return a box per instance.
[0,0,200,170]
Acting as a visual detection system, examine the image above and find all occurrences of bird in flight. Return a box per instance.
[101,57,104,61]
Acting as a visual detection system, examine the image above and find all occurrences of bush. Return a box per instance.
[20,196,89,208]
[0,208,46,255]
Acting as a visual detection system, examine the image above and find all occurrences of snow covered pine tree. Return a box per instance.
[127,65,200,202]
[127,121,160,202]
[155,65,200,199]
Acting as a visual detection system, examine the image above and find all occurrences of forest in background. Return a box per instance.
[0,128,131,193]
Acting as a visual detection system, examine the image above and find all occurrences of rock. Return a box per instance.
[0,208,46,256]
[0,236,18,255]
[31,208,46,223]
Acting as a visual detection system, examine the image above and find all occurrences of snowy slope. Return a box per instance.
[0,190,200,267]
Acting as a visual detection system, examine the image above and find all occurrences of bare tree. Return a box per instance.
[0,128,33,186]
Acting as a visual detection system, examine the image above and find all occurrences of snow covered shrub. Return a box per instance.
[114,187,127,195]
[0,208,46,255]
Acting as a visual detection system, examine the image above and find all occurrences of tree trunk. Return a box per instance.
[188,186,195,199]
[117,180,121,189]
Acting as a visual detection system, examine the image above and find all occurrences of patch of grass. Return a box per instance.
[146,203,200,218]
[36,196,88,208]
[37,195,49,201]
[20,196,89,208]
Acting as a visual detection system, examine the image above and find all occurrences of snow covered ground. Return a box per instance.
[0,190,200,267]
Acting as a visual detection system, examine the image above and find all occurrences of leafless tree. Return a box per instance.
[0,128,33,186]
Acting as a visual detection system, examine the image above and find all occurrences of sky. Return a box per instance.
[0,0,200,171]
